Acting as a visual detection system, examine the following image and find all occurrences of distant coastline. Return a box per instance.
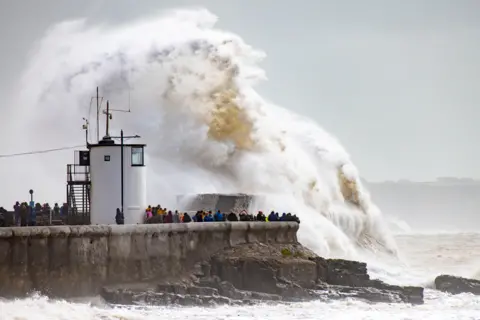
[361,177,480,231]
[363,177,480,186]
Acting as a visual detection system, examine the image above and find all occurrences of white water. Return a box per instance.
[1,8,479,319]
[1,8,395,258]
[1,233,479,320]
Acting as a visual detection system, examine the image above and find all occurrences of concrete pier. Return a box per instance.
[0,222,298,298]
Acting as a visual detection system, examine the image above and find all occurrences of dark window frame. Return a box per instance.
[131,146,144,167]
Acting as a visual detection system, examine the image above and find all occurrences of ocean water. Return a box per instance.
[2,7,396,259]
[1,232,479,320]
[1,7,478,320]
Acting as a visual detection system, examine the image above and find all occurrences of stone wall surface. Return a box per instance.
[0,222,298,298]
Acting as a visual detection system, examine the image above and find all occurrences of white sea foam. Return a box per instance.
[3,8,395,259]
[2,8,479,319]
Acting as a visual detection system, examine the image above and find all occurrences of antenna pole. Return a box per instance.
[82,118,89,146]
[96,87,100,143]
[105,100,110,137]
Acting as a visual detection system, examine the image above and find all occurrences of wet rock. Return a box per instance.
[321,258,371,286]
[276,281,316,301]
[216,281,249,300]
[250,291,282,301]
[101,286,136,305]
[310,257,423,304]
[366,279,424,305]
[101,283,157,305]
[100,243,425,307]
[210,256,280,294]
[156,283,188,295]
[146,292,230,307]
[400,286,424,304]
[316,283,423,304]
[187,286,219,296]
[102,285,235,307]
[435,275,480,295]
[276,260,317,289]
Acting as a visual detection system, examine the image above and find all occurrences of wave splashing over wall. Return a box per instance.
[7,8,396,259]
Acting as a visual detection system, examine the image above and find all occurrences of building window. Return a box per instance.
[131,146,144,166]
[104,155,110,162]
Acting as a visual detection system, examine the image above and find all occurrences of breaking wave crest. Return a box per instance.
[5,8,397,258]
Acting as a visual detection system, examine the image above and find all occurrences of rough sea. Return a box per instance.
[1,7,478,320]
[2,232,479,320]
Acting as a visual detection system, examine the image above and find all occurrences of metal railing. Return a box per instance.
[67,164,90,183]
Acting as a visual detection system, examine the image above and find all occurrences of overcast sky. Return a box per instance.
[0,0,479,182]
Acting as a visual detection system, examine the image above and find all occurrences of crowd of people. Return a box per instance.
[143,205,301,225]
[0,202,68,227]
[0,201,301,227]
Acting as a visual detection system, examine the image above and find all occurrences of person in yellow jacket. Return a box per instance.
[157,206,166,215]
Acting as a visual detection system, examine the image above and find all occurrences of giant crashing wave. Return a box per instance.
[7,8,397,259]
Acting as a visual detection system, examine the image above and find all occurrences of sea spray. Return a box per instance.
[4,8,396,258]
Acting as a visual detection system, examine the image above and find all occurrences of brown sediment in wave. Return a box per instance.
[337,167,361,208]
[199,48,255,150]
[207,85,254,150]
[161,44,255,151]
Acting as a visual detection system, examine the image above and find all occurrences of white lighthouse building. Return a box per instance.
[66,97,147,225]
[67,135,147,225]
[89,136,146,224]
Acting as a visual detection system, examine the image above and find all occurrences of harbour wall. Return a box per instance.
[0,222,298,298]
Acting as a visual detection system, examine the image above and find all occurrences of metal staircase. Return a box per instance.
[68,184,90,215]
[66,164,91,225]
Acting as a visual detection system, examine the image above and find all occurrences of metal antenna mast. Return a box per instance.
[96,87,100,143]
[103,100,112,138]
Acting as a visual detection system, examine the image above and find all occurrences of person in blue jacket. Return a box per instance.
[214,210,224,221]
[204,212,214,222]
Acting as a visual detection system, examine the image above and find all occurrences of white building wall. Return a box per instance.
[123,147,147,224]
[89,145,147,225]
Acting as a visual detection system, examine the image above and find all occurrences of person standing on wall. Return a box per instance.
[115,208,125,225]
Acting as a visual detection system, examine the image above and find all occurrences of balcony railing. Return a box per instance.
[67,164,90,183]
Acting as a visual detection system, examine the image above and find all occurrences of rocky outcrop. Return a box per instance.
[435,275,480,295]
[101,243,424,306]
[315,257,423,304]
